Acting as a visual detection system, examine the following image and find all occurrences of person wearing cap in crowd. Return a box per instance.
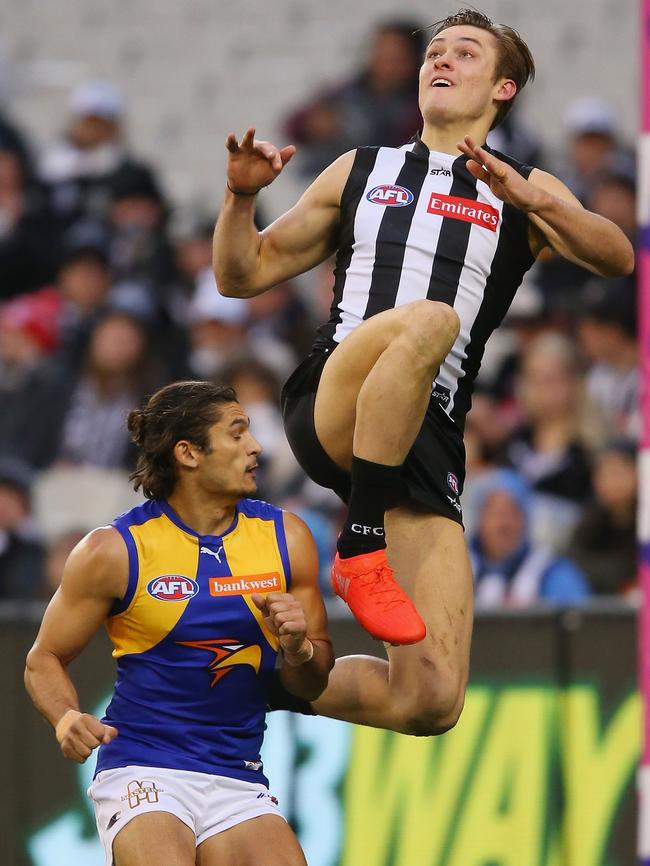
[559,97,634,203]
[0,288,72,469]
[39,81,162,228]
[187,272,296,382]
[0,457,45,600]
[537,98,635,305]
[469,468,590,607]
[577,275,638,438]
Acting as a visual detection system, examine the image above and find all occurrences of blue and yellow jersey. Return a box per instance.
[95,497,291,785]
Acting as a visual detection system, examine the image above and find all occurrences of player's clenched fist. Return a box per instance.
[251,592,314,665]
[55,709,118,763]
[225,127,296,195]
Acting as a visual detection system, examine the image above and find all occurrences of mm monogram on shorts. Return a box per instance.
[427,192,500,231]
[121,780,163,809]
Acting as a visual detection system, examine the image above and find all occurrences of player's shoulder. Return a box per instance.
[238,499,313,543]
[484,145,536,179]
[237,497,284,521]
[63,525,129,599]
[112,498,162,530]
[72,525,127,566]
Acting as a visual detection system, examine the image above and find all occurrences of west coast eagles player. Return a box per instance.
[25,380,334,866]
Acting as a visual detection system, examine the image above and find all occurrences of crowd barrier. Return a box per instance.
[1,602,638,866]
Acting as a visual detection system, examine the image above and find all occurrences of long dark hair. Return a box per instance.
[128,380,238,500]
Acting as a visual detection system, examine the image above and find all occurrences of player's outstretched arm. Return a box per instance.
[24,527,127,763]
[213,129,354,298]
[457,136,635,277]
[252,513,334,701]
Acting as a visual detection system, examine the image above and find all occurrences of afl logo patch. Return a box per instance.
[147,575,199,601]
[447,472,460,496]
[366,185,414,207]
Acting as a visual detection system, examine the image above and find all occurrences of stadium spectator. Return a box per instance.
[246,279,315,360]
[0,109,30,167]
[54,227,113,365]
[41,528,86,597]
[469,468,590,607]
[577,276,638,438]
[0,289,71,469]
[186,270,249,378]
[54,308,160,469]
[567,439,637,597]
[0,144,61,297]
[107,162,175,290]
[0,457,44,600]
[558,98,634,204]
[222,356,302,502]
[39,81,161,228]
[586,169,636,242]
[284,20,424,178]
[536,99,635,307]
[187,270,297,380]
[500,332,604,549]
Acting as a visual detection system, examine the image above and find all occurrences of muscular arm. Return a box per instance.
[253,513,334,701]
[458,136,634,277]
[213,131,354,297]
[525,168,635,276]
[24,527,128,761]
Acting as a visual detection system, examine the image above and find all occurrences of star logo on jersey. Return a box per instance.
[176,638,262,687]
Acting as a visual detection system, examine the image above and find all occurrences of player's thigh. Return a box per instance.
[313,303,424,469]
[385,506,474,703]
[196,814,307,866]
[113,812,195,866]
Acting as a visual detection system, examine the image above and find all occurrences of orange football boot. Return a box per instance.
[331,549,426,645]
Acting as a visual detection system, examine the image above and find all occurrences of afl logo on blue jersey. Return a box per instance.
[366,185,414,207]
[147,575,199,601]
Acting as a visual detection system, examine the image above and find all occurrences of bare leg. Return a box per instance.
[113,812,195,866]
[314,299,460,469]
[313,508,474,735]
[196,814,306,866]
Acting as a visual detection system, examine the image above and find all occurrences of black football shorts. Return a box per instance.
[281,345,466,526]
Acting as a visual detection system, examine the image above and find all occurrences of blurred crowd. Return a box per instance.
[0,20,638,608]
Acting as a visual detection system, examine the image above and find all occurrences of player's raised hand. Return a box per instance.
[251,591,313,664]
[225,127,296,195]
[55,709,118,763]
[457,135,544,213]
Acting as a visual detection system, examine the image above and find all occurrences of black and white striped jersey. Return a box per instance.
[314,136,536,432]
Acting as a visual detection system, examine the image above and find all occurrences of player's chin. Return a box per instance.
[241,473,258,495]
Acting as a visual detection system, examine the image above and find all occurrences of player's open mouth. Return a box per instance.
[431,77,454,87]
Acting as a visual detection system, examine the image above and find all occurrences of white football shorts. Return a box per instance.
[87,765,284,866]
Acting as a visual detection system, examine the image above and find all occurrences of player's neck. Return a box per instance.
[420,118,490,156]
[167,487,237,537]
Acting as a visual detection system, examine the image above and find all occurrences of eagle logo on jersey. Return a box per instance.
[176,638,262,687]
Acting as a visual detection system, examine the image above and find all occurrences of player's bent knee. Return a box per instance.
[400,300,460,353]
[402,693,465,737]
[398,675,467,737]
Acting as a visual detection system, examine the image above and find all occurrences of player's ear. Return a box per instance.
[174,439,202,469]
[494,78,517,104]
